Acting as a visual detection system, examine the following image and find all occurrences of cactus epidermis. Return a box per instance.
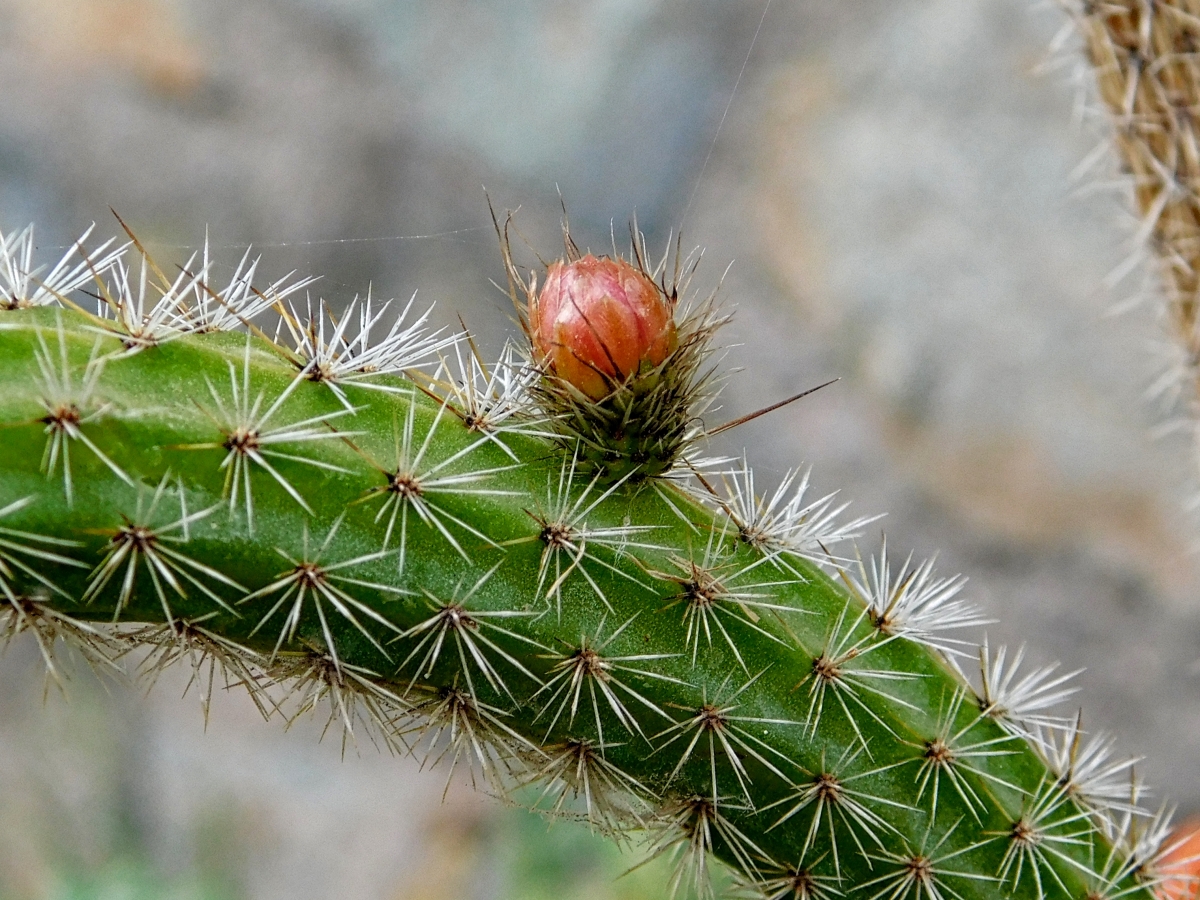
[0,224,1175,900]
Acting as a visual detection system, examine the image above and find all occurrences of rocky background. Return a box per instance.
[1,1,1196,897]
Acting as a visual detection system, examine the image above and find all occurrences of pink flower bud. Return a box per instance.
[531,254,676,400]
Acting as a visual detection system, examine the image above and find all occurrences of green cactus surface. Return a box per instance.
[0,228,1177,900]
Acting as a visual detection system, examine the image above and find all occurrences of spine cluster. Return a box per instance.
[0,223,1178,899]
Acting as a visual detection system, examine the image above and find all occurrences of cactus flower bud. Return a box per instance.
[531,254,676,400]
[1157,820,1200,900]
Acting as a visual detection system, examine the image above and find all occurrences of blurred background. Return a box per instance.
[3,0,1199,897]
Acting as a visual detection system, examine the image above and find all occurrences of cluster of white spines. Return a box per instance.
[0,224,126,311]
[184,239,316,334]
[712,454,879,567]
[277,292,460,407]
[0,224,455,377]
[845,538,990,661]
[349,389,520,574]
[978,638,1082,734]
[430,338,547,455]
[1034,713,1142,814]
[94,251,210,348]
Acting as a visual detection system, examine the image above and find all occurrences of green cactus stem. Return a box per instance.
[0,225,1178,900]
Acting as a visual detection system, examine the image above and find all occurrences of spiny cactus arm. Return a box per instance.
[1068,2,1200,487]
[0,302,1168,900]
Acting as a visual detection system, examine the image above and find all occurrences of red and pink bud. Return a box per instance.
[531,254,676,400]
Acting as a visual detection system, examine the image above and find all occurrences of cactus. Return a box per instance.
[0,220,1181,900]
[1068,0,1200,503]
